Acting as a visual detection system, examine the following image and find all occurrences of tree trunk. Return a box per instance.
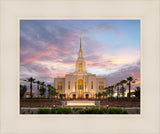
[128,82,131,99]
[37,84,39,98]
[117,86,119,99]
[122,85,124,98]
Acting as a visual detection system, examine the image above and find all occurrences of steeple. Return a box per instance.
[75,35,86,72]
[79,35,83,58]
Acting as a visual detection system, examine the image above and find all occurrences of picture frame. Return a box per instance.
[0,0,159,134]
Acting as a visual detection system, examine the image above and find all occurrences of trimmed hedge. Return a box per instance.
[57,108,72,114]
[107,108,128,114]
[38,109,50,114]
[79,107,104,114]
[51,108,56,114]
[37,107,128,114]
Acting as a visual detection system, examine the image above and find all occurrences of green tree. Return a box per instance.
[102,92,107,100]
[59,93,66,100]
[20,85,27,98]
[51,87,58,99]
[126,76,135,98]
[24,77,35,98]
[95,93,98,99]
[97,92,102,99]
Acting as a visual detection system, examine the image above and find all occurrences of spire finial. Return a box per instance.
[80,34,81,48]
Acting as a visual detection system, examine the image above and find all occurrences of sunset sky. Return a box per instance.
[20,20,140,91]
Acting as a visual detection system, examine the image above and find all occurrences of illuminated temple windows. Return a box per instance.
[91,81,93,89]
[79,63,83,72]
[78,79,83,89]
[54,35,107,98]
[68,81,70,89]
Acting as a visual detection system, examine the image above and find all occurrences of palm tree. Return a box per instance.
[105,87,110,98]
[36,80,41,98]
[39,82,46,98]
[20,85,27,98]
[110,85,114,98]
[24,77,35,98]
[135,86,140,99]
[102,92,107,100]
[115,83,120,99]
[47,84,52,98]
[120,80,127,97]
[126,76,135,98]
[51,87,58,99]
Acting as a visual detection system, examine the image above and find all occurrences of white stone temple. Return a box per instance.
[54,35,107,99]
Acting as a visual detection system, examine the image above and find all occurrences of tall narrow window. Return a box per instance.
[91,81,93,89]
[75,82,77,91]
[80,52,82,57]
[79,63,83,72]
[85,82,86,92]
[99,82,104,90]
[78,79,83,89]
[68,81,70,89]
[58,82,62,90]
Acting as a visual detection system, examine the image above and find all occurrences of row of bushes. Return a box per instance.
[38,108,72,114]
[38,107,128,114]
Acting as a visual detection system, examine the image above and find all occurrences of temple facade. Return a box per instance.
[54,36,107,99]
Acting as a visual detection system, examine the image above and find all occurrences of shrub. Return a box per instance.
[57,108,72,114]
[73,107,80,112]
[79,107,104,114]
[72,107,76,111]
[38,108,50,114]
[51,108,57,114]
[122,110,128,114]
[108,108,123,114]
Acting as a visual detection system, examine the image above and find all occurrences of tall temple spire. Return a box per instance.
[80,34,81,49]
[79,34,83,58]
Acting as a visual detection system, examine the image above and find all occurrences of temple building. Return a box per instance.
[54,35,107,99]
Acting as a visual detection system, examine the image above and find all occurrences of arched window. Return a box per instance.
[68,81,70,89]
[79,63,83,72]
[91,81,93,89]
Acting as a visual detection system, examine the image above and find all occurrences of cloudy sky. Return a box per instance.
[20,20,140,90]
